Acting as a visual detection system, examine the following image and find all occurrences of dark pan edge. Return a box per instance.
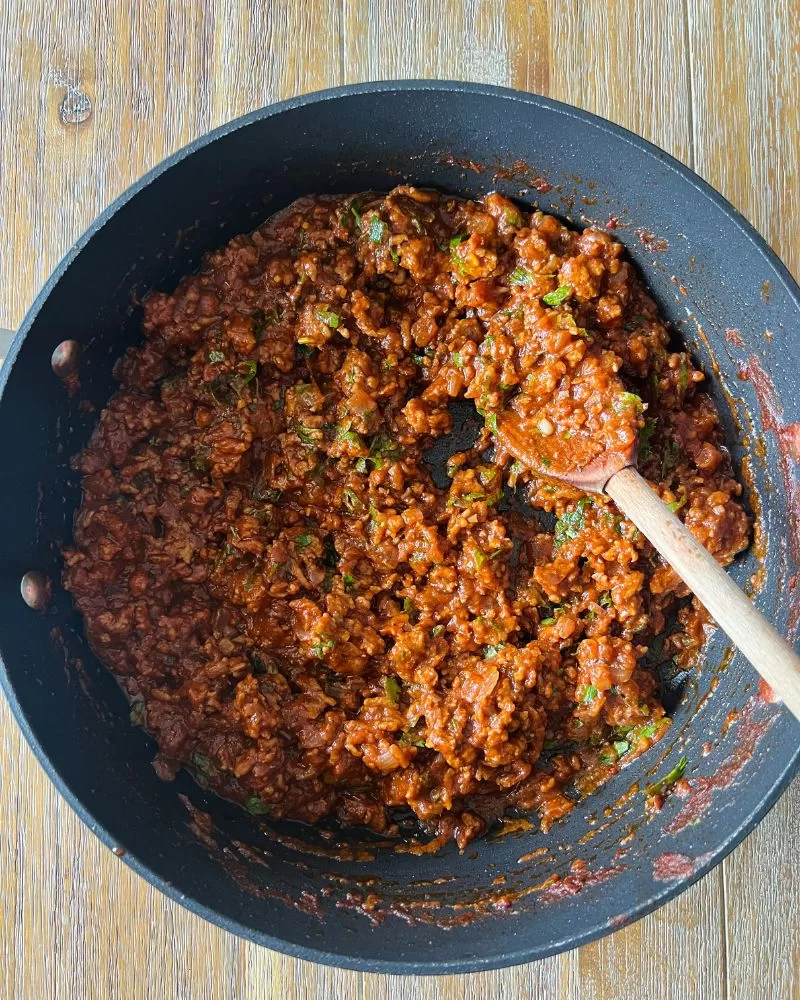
[1,79,798,974]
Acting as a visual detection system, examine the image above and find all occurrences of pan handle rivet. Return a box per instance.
[51,340,81,377]
[20,571,50,610]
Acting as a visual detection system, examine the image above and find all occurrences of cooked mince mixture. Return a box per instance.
[64,187,751,849]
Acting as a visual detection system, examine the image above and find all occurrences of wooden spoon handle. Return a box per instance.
[606,465,800,721]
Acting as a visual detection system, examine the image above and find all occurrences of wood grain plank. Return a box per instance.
[723,781,800,1000]
[687,3,800,996]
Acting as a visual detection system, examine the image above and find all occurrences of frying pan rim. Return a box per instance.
[1,79,798,975]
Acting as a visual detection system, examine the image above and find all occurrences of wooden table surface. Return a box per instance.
[1,1,798,997]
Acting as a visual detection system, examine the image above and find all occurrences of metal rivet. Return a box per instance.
[51,340,81,377]
[20,571,50,610]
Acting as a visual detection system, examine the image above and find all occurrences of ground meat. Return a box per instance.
[63,186,750,848]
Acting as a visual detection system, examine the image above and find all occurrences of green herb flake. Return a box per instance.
[316,305,341,329]
[208,350,225,364]
[310,637,336,659]
[582,684,599,703]
[451,351,463,369]
[342,487,362,512]
[644,756,688,797]
[667,493,687,513]
[554,497,592,548]
[335,424,365,448]
[244,796,271,815]
[192,752,217,778]
[343,572,356,593]
[638,417,657,461]
[542,285,572,306]
[389,247,400,264]
[244,567,259,591]
[238,359,258,384]
[485,412,498,434]
[403,597,420,624]
[295,533,313,550]
[504,208,522,227]
[399,726,427,748]
[449,234,467,249]
[540,616,556,627]
[613,740,630,756]
[129,699,146,727]
[484,643,506,658]
[383,676,401,705]
[369,215,386,243]
[599,592,613,609]
[345,200,362,227]
[509,266,534,288]
[679,356,689,389]
[617,391,645,414]
[431,624,445,637]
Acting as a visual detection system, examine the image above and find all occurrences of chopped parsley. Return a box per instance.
[554,498,592,548]
[667,493,687,513]
[343,572,355,593]
[431,624,445,637]
[342,487,362,512]
[484,643,506,658]
[208,350,225,364]
[485,411,498,434]
[335,424,365,448]
[638,417,657,460]
[244,796,270,815]
[616,391,645,414]
[582,684,599,703]
[310,637,335,659]
[368,216,386,243]
[316,305,340,329]
[644,757,688,797]
[382,676,401,705]
[509,266,534,287]
[679,355,689,389]
[399,725,427,748]
[402,597,419,624]
[542,285,572,306]
[356,432,402,474]
[295,533,313,550]
[192,752,217,778]
[230,359,257,393]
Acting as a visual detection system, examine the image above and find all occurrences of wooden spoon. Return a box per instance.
[496,411,800,722]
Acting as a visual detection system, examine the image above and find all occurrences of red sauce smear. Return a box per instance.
[537,864,623,903]
[758,677,779,703]
[725,328,744,348]
[665,705,776,834]
[653,852,696,880]
[737,354,800,631]
[652,850,711,881]
[634,228,669,252]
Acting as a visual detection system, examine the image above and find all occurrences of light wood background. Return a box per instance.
[1,1,798,997]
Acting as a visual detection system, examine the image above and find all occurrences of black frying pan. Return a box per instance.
[1,81,798,974]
